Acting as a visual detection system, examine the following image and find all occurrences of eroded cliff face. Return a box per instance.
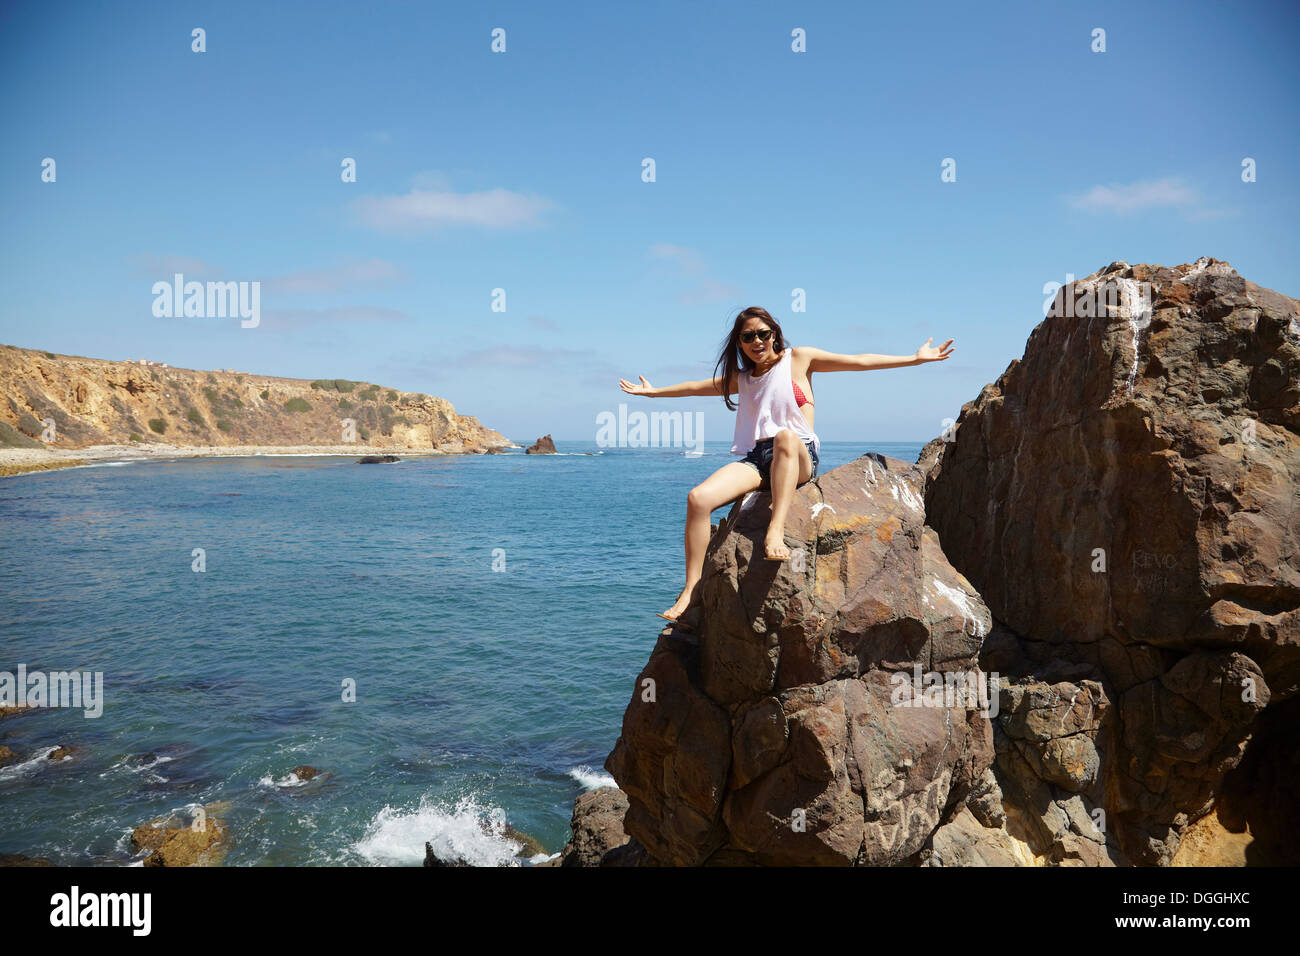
[0,345,508,453]
[920,257,1300,865]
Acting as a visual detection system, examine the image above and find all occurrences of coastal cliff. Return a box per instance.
[571,257,1299,867]
[0,344,508,456]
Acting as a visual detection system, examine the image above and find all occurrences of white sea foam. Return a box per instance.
[351,794,526,867]
[0,745,63,780]
[257,771,311,789]
[568,765,616,790]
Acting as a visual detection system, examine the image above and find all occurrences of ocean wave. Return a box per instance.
[0,745,67,781]
[350,794,527,867]
[99,752,176,784]
[568,765,616,790]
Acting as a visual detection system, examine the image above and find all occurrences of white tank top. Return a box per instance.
[730,348,820,456]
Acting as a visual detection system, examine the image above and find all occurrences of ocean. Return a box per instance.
[0,440,923,865]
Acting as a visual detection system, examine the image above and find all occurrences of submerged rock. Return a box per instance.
[357,454,400,464]
[0,854,53,866]
[289,765,319,781]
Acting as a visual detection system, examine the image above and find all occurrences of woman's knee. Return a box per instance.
[687,485,712,512]
[773,428,799,452]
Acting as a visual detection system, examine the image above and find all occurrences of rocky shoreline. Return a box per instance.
[0,441,522,478]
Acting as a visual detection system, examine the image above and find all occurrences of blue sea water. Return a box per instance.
[0,440,922,865]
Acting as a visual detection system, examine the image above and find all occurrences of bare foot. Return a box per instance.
[659,587,692,620]
[764,532,791,561]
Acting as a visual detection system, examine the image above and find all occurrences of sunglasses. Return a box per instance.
[740,329,774,344]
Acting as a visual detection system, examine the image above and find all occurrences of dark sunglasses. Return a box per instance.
[740,329,774,344]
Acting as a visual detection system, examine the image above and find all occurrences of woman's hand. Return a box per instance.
[915,338,955,363]
[619,375,656,396]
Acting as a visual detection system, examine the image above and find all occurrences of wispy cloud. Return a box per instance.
[648,243,744,304]
[527,315,561,331]
[1066,177,1236,220]
[650,243,707,275]
[261,259,404,295]
[355,186,558,233]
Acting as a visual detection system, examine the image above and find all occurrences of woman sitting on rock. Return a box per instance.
[619,305,953,625]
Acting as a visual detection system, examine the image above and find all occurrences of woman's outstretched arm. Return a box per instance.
[797,338,954,372]
[619,373,735,397]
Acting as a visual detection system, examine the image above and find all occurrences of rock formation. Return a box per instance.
[130,807,227,866]
[606,451,1001,865]
[525,434,557,454]
[920,257,1298,865]
[581,257,1298,867]
[0,345,508,453]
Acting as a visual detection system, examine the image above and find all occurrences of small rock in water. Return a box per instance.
[0,745,17,767]
[290,765,320,782]
[0,854,53,867]
[357,455,401,464]
[130,807,227,867]
[524,434,557,454]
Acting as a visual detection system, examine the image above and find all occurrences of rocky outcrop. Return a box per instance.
[525,434,557,454]
[920,257,1299,865]
[605,452,998,865]
[546,787,644,867]
[130,807,227,866]
[0,344,509,453]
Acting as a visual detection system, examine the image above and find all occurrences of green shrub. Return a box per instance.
[260,389,270,400]
[43,351,56,359]
[311,380,333,390]
[386,390,398,401]
[204,386,220,404]
[206,373,218,384]
[235,375,244,384]
[334,379,356,393]
[16,412,42,438]
[216,420,234,433]
[338,398,354,411]
[0,421,43,448]
[186,407,203,424]
[226,394,244,408]
[358,427,370,441]
[129,432,142,442]
[149,418,167,434]
[284,397,311,413]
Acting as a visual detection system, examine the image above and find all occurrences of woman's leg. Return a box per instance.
[663,461,763,619]
[764,429,814,560]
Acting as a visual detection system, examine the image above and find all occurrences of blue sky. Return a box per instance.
[1,0,1297,443]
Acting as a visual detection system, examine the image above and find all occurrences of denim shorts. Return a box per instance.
[738,436,819,487]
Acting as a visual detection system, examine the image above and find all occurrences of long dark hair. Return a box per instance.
[713,306,788,412]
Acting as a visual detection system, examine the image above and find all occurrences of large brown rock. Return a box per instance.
[130,808,227,867]
[606,452,997,865]
[921,257,1298,864]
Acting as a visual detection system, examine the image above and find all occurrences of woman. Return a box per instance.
[619,306,954,625]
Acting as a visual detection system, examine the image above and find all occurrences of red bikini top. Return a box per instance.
[792,381,813,407]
